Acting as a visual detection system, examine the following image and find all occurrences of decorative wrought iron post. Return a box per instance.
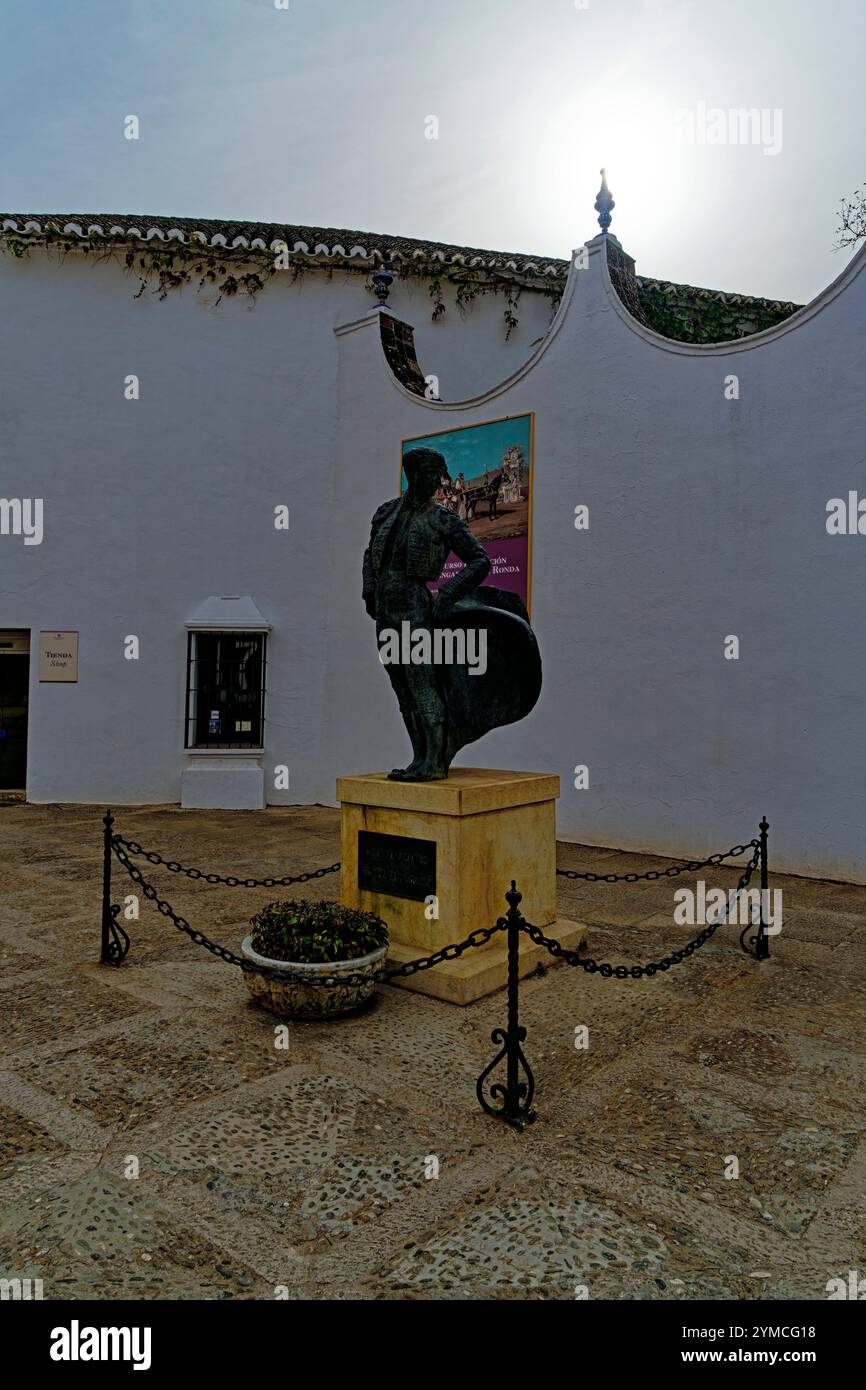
[99,809,129,965]
[756,816,770,960]
[100,809,114,963]
[476,882,536,1130]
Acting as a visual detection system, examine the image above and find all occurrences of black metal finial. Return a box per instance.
[505,880,522,913]
[371,261,394,304]
[595,168,614,234]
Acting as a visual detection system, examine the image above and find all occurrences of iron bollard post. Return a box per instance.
[476,881,536,1130]
[756,816,770,960]
[100,809,114,963]
[99,809,129,965]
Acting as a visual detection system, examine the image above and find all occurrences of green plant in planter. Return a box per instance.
[249,899,387,964]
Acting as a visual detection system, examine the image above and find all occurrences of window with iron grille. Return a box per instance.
[185,631,266,748]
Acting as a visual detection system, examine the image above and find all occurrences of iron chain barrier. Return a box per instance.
[106,820,505,987]
[555,841,759,884]
[529,842,761,980]
[114,835,341,889]
[98,811,772,1129]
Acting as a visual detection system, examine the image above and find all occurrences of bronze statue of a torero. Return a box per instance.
[363,446,541,781]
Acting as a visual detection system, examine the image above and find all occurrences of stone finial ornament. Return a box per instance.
[594,168,615,234]
[371,261,394,303]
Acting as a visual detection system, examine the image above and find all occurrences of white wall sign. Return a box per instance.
[39,630,78,682]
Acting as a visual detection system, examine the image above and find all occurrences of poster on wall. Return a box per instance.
[400,412,534,613]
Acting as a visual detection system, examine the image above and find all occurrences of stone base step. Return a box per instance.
[384,918,587,1005]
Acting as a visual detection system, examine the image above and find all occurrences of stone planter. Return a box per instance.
[240,936,388,1020]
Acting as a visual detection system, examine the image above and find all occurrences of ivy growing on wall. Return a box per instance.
[0,225,560,338]
[2,225,803,344]
[636,280,801,344]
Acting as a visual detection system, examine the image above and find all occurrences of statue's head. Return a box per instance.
[403,447,446,500]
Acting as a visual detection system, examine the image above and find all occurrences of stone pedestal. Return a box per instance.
[336,767,585,1004]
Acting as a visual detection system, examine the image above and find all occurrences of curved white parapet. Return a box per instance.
[598,233,866,357]
[345,235,588,411]
[362,228,866,409]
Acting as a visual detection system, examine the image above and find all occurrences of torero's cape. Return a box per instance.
[436,586,541,766]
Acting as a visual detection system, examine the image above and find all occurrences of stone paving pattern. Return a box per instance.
[1,803,864,1300]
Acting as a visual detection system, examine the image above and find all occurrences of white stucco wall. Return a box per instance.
[326,239,866,882]
[1,234,864,880]
[0,248,552,807]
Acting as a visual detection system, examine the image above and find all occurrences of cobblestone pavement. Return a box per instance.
[1,803,864,1301]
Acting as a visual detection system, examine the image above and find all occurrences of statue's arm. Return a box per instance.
[362,501,396,617]
[362,536,375,606]
[362,542,376,617]
[437,516,491,607]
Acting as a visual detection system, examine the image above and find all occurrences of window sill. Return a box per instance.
[184,747,264,757]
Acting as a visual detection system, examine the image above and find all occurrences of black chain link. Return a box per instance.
[384,920,507,979]
[110,838,505,986]
[111,830,762,989]
[113,835,339,888]
[555,840,758,883]
[525,843,761,978]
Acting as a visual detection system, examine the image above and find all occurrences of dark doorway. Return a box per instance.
[0,631,30,790]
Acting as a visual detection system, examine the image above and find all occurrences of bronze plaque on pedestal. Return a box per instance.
[358,830,436,902]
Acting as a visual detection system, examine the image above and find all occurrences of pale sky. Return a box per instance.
[2,0,864,303]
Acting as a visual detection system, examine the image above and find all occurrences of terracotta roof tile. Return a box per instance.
[0,213,803,342]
